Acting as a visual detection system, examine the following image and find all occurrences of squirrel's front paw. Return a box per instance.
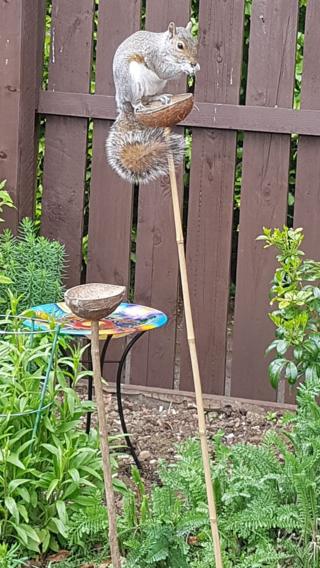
[133,101,148,112]
[158,94,172,106]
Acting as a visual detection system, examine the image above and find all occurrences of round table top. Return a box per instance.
[23,302,168,339]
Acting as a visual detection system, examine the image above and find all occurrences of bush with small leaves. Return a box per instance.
[258,226,320,389]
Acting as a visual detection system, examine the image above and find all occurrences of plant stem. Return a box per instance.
[91,320,121,568]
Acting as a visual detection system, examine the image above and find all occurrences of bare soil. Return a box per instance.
[101,393,285,487]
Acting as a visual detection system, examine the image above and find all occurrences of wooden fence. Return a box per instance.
[1,0,320,403]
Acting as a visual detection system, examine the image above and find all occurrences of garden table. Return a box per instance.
[24,302,168,468]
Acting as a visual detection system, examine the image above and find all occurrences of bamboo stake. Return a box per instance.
[166,130,223,568]
[91,320,121,568]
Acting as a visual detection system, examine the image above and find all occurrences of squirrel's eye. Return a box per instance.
[177,42,184,50]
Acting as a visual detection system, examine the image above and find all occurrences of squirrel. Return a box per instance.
[106,21,200,184]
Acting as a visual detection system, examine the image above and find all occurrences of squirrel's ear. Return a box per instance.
[186,21,192,32]
[168,22,176,38]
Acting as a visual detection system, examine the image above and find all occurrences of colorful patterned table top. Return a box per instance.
[23,302,168,339]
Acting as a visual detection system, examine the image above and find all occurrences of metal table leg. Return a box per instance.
[87,331,146,470]
[116,331,145,470]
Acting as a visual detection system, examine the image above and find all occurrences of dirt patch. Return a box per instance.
[88,392,286,488]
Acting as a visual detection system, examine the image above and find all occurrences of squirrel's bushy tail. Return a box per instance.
[106,112,184,184]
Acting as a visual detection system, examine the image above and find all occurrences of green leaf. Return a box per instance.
[8,478,29,492]
[6,453,25,470]
[56,500,67,523]
[113,478,130,495]
[276,340,289,356]
[0,274,12,284]
[15,524,40,552]
[15,525,29,546]
[72,495,98,507]
[42,443,61,457]
[266,340,289,356]
[17,487,30,504]
[63,482,78,499]
[42,528,51,552]
[313,287,320,298]
[48,517,68,539]
[285,362,298,385]
[47,478,59,500]
[69,468,80,483]
[293,347,303,361]
[80,465,102,480]
[21,524,41,543]
[17,503,29,523]
[5,496,19,523]
[268,358,288,389]
[305,364,319,381]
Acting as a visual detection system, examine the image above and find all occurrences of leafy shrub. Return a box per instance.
[0,217,65,311]
[258,227,320,388]
[0,319,105,556]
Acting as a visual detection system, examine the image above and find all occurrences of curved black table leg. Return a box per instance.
[100,334,113,370]
[86,335,113,434]
[116,331,146,470]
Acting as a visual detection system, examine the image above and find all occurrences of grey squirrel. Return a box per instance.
[106,22,199,184]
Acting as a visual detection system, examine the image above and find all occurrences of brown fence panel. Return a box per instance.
[86,0,141,380]
[0,0,40,230]
[130,0,190,389]
[180,0,245,395]
[294,0,320,259]
[231,0,299,401]
[41,0,94,288]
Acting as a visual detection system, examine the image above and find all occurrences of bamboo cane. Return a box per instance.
[165,129,223,568]
[91,320,121,568]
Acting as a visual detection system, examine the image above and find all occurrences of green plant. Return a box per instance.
[258,226,320,389]
[0,315,106,556]
[0,181,15,225]
[0,542,26,567]
[0,217,66,311]
[0,181,15,287]
[119,467,199,568]
[99,373,320,567]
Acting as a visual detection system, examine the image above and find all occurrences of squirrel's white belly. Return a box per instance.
[129,61,167,100]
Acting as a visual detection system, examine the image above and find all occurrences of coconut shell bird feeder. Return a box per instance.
[65,283,126,568]
[135,93,223,568]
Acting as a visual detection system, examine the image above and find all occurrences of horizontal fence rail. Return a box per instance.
[38,91,320,136]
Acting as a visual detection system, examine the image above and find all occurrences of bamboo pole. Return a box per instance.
[166,130,223,568]
[91,320,121,568]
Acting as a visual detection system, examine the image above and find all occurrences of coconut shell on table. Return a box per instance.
[64,283,126,321]
[135,93,194,128]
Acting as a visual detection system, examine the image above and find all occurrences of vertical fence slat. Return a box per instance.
[294,0,320,259]
[86,0,141,380]
[130,0,190,389]
[180,0,245,395]
[0,0,39,230]
[285,0,320,405]
[41,0,94,288]
[231,0,298,401]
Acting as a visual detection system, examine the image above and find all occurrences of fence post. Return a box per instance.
[0,0,41,231]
